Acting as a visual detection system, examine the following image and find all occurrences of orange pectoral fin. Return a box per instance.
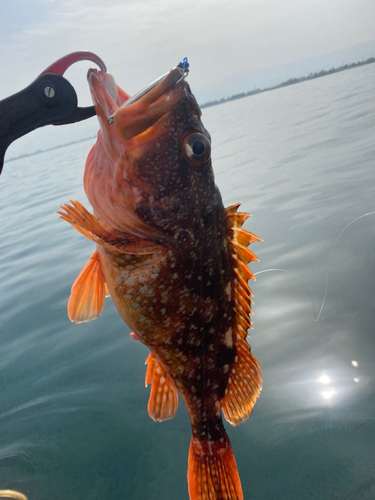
[57,200,110,245]
[145,352,178,422]
[58,200,164,255]
[68,250,108,324]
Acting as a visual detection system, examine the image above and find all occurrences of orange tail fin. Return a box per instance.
[188,434,243,500]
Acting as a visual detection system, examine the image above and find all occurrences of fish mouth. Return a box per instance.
[87,66,187,144]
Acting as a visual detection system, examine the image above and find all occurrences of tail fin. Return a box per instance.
[188,434,243,500]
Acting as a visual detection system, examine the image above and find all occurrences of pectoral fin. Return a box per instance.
[68,250,108,323]
[58,200,163,255]
[145,352,178,422]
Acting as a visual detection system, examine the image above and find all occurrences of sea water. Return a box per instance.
[1,63,374,499]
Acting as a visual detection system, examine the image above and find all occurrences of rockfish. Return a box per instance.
[58,62,262,500]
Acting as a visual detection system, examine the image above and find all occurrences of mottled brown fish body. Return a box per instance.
[99,195,235,410]
[59,66,262,500]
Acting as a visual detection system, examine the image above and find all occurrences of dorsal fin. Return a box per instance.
[145,352,178,422]
[232,227,262,246]
[221,339,262,426]
[222,202,263,426]
[227,201,260,334]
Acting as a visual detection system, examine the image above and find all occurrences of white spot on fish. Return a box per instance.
[125,276,135,286]
[132,186,142,198]
[224,327,233,348]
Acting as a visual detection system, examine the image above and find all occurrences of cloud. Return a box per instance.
[2,0,375,100]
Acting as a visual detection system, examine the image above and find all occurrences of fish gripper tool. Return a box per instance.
[0,51,107,174]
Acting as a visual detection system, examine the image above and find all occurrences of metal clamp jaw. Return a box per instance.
[0,51,107,173]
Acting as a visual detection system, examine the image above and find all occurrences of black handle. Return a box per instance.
[0,73,79,173]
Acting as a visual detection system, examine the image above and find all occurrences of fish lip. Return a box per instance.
[108,68,188,143]
[87,68,120,120]
[109,66,186,120]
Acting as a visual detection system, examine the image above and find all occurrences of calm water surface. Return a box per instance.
[1,64,375,499]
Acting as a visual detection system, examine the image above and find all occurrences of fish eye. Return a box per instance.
[182,133,211,166]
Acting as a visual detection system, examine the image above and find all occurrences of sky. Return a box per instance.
[1,0,375,158]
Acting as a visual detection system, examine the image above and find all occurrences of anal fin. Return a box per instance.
[68,250,108,324]
[222,339,262,426]
[145,352,178,422]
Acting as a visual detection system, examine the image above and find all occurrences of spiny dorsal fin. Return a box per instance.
[226,202,260,311]
[145,352,178,422]
[225,202,243,214]
[223,202,263,426]
[68,250,108,324]
[230,242,259,264]
[232,227,262,246]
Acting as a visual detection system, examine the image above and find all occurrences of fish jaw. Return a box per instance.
[87,69,129,153]
[111,67,188,142]
[84,67,213,243]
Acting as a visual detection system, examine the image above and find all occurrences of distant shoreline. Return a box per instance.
[200,56,375,109]
[6,57,375,162]
[6,135,96,163]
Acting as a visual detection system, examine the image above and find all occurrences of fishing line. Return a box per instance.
[254,268,318,320]
[315,211,375,322]
[254,211,375,323]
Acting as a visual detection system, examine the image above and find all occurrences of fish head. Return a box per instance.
[85,66,215,243]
